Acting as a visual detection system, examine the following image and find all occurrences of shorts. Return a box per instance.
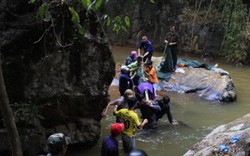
[121,133,135,153]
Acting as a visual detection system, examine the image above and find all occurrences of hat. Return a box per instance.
[131,51,138,57]
[47,133,71,146]
[121,65,130,71]
[110,123,124,136]
[124,89,134,98]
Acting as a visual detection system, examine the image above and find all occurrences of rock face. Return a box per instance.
[0,0,115,155]
[184,113,250,156]
[153,57,236,102]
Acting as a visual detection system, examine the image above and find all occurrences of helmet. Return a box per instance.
[47,133,70,155]
[121,65,130,71]
[131,51,138,57]
[129,149,148,156]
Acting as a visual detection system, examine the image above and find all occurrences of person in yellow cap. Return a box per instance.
[101,123,125,156]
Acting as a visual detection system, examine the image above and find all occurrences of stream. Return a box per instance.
[69,45,250,156]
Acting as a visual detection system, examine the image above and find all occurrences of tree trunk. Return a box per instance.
[0,60,23,156]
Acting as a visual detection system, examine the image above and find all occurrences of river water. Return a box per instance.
[69,46,250,156]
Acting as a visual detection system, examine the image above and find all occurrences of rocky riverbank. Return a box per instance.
[184,113,250,156]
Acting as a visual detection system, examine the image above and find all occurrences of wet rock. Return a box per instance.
[184,113,250,156]
[153,57,236,102]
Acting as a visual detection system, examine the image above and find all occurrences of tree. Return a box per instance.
[221,0,247,63]
[0,59,22,156]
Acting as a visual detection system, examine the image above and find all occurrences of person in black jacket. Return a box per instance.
[164,25,178,71]
[155,95,173,124]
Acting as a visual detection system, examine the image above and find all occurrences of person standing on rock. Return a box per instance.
[138,35,154,62]
[113,97,148,153]
[145,60,159,97]
[162,25,178,72]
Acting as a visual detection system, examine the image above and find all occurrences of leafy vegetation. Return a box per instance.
[30,0,155,37]
[178,0,248,63]
[220,0,247,63]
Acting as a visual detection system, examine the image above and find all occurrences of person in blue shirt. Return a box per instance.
[119,65,133,96]
[138,35,154,62]
[101,123,125,156]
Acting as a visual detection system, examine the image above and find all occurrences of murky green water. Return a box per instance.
[69,46,250,156]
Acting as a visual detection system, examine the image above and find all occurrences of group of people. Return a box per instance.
[43,25,179,156]
[101,26,179,155]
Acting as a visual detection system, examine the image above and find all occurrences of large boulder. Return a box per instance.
[153,57,236,102]
[0,0,115,155]
[184,113,250,156]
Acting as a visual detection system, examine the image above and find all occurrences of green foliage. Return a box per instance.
[111,16,130,33]
[81,0,92,10]
[124,16,130,27]
[29,0,155,39]
[81,0,103,12]
[221,0,247,63]
[149,0,155,3]
[28,0,36,4]
[69,7,85,35]
[93,0,103,10]
[37,2,51,22]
